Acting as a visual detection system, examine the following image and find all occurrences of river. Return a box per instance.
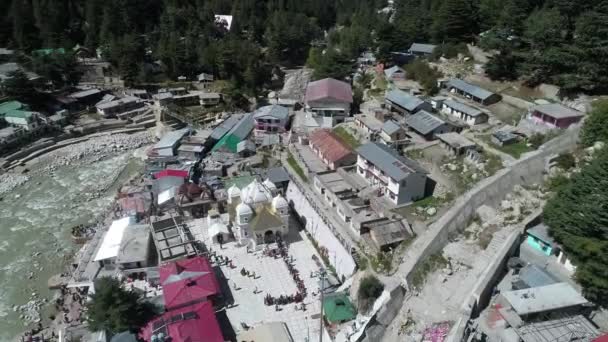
[0,151,144,341]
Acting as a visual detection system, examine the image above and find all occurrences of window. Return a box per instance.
[401,180,407,187]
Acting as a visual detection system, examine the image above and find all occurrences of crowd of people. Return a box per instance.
[262,239,307,307]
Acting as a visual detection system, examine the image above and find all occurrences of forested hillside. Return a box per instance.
[2,0,608,94]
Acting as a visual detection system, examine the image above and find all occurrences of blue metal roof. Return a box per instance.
[356,142,427,181]
[447,79,496,101]
[385,89,426,112]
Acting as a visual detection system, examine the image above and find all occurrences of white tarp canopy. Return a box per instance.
[93,217,132,262]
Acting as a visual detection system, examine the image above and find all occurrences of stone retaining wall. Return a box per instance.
[400,125,580,288]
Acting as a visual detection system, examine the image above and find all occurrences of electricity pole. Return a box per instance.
[319,268,326,342]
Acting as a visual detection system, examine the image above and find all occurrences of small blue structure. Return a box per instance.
[526,223,555,256]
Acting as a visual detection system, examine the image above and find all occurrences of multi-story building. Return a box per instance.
[356,142,428,205]
[379,120,409,148]
[96,96,144,117]
[0,101,43,131]
[304,78,353,127]
[252,104,289,143]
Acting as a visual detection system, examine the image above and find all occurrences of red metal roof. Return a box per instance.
[594,335,608,342]
[141,300,224,342]
[154,169,189,179]
[305,78,353,104]
[160,256,220,310]
[309,129,354,164]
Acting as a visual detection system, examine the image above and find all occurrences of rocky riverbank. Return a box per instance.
[0,131,154,196]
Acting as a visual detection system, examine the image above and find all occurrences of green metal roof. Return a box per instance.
[323,292,356,323]
[0,101,26,115]
[210,113,254,153]
[4,109,35,119]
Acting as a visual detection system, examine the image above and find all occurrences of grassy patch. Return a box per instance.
[483,152,504,175]
[409,253,449,290]
[405,149,424,160]
[499,141,533,158]
[479,134,533,159]
[333,126,361,149]
[370,251,393,274]
[286,152,308,182]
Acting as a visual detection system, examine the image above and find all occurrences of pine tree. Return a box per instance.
[543,147,608,306]
[433,0,478,43]
[580,100,608,147]
[86,277,158,334]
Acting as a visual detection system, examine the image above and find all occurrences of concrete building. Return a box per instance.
[384,65,406,82]
[528,103,584,129]
[308,129,356,170]
[68,88,105,107]
[199,92,222,106]
[197,72,214,89]
[252,104,289,143]
[172,92,203,107]
[380,120,409,148]
[446,79,501,105]
[405,110,456,140]
[354,114,383,137]
[408,43,437,57]
[497,282,589,319]
[492,130,519,146]
[436,132,476,156]
[151,128,190,157]
[93,217,135,270]
[177,144,204,160]
[442,98,489,125]
[356,142,428,205]
[304,78,353,127]
[0,101,43,131]
[227,179,289,248]
[95,96,144,117]
[264,166,290,192]
[151,216,199,262]
[526,223,576,273]
[116,224,155,271]
[153,92,174,106]
[211,113,254,153]
[0,126,26,147]
[385,89,432,115]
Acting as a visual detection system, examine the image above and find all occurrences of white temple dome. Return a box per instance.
[263,178,277,190]
[227,185,241,198]
[241,179,273,205]
[272,194,288,209]
[236,202,253,216]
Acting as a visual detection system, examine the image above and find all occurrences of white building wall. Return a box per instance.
[286,182,356,279]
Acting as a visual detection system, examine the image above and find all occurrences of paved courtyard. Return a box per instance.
[197,223,326,342]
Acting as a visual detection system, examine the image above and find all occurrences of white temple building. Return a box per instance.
[226,179,289,248]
